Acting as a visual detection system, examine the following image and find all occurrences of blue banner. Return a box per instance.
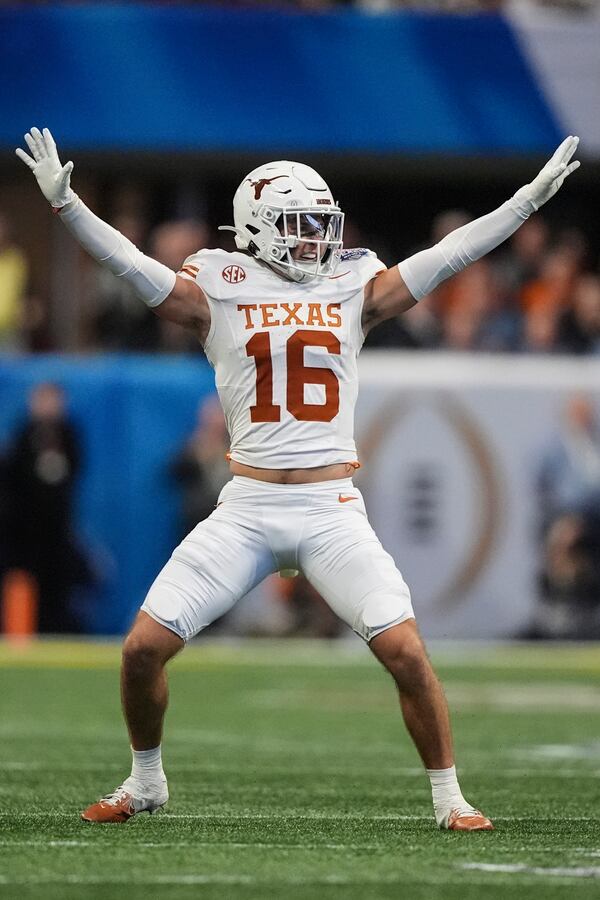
[1,5,561,154]
[0,354,216,634]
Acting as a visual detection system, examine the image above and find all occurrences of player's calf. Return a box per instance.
[370,620,493,832]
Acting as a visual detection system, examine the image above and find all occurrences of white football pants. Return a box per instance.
[142,476,414,642]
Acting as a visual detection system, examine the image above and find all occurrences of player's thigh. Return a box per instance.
[142,504,275,642]
[299,492,414,642]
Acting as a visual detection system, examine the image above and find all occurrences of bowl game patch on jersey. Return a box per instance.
[340,248,371,261]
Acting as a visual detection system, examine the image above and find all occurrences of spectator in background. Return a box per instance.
[365,300,442,349]
[0,211,28,351]
[89,212,160,351]
[350,215,435,349]
[519,239,585,352]
[0,444,9,584]
[493,215,549,302]
[519,303,561,354]
[149,219,209,353]
[428,210,471,331]
[427,209,518,352]
[558,274,600,355]
[3,383,85,633]
[524,394,600,639]
[363,301,437,350]
[366,210,469,350]
[530,513,600,640]
[170,395,230,540]
[537,393,600,532]
[438,261,519,351]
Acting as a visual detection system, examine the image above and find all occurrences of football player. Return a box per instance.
[17,128,579,829]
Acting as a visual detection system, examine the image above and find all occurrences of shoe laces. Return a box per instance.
[450,804,479,818]
[100,785,132,806]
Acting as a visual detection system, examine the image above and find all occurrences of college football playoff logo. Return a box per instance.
[222,265,246,284]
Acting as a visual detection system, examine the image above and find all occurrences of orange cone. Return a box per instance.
[1,569,38,641]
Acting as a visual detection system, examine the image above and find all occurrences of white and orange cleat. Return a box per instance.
[441,805,494,831]
[81,777,168,823]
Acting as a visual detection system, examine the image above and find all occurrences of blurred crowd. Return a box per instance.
[365,213,600,355]
[2,203,599,357]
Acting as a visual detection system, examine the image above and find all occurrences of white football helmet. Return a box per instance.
[219,161,344,283]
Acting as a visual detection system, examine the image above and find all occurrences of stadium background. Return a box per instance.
[0,0,599,639]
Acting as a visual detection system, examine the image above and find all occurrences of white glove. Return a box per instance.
[514,135,580,212]
[16,127,75,208]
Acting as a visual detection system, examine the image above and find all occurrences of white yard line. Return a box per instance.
[4,760,600,780]
[0,760,428,777]
[0,839,381,851]
[160,813,593,822]
[462,863,600,879]
[0,873,521,887]
[2,839,599,857]
[514,742,600,761]
[445,683,600,711]
[247,682,600,712]
[2,810,596,824]
[1,805,596,824]
[0,875,256,886]
[1,871,597,888]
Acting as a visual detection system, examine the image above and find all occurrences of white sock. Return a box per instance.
[130,746,165,784]
[426,765,471,825]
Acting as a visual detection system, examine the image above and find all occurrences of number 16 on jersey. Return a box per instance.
[246,329,341,423]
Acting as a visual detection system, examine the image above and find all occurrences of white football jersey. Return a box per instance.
[178,248,385,469]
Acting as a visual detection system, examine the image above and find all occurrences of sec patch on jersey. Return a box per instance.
[222,264,246,284]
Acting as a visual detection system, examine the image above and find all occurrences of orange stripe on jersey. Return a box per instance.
[179,265,199,278]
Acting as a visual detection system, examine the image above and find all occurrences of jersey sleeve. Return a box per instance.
[177,249,220,301]
[178,254,204,283]
[338,249,386,348]
[177,249,252,303]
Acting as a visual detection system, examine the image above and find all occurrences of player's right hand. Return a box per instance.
[16,127,75,208]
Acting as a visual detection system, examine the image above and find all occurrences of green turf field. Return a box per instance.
[1,639,600,899]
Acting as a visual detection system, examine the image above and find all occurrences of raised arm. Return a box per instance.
[16,127,210,339]
[361,136,581,334]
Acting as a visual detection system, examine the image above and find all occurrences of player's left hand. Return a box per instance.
[16,127,75,209]
[515,135,580,211]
